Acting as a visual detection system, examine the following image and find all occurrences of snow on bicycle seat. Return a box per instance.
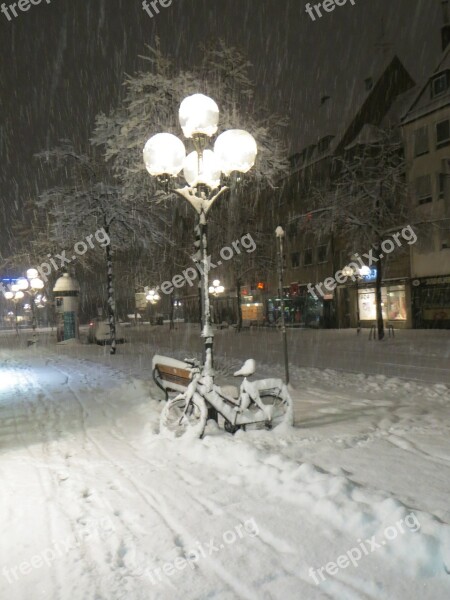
[233,359,256,377]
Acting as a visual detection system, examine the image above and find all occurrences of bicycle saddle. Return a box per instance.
[233,359,256,377]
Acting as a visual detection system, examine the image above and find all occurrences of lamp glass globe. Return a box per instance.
[30,278,45,290]
[214,129,257,175]
[27,268,39,279]
[183,149,221,189]
[143,133,186,177]
[17,278,29,290]
[179,94,219,138]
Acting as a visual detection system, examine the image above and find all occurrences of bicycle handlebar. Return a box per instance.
[184,357,201,367]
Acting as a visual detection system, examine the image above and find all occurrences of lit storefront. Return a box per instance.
[358,284,409,324]
[411,276,450,329]
[266,284,325,327]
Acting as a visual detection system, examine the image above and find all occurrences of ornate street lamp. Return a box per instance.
[143,93,257,376]
[275,226,289,385]
[146,289,161,305]
[344,264,371,333]
[208,279,225,296]
[3,289,24,334]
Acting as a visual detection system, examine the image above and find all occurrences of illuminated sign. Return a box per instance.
[361,268,377,282]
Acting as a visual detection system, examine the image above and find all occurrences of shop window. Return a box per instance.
[436,119,450,149]
[317,244,328,264]
[304,248,313,266]
[414,126,429,157]
[415,174,432,205]
[358,285,407,322]
[291,252,300,268]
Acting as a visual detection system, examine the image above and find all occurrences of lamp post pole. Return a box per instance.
[275,226,289,385]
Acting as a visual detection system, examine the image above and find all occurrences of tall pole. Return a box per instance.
[31,293,37,333]
[104,224,117,355]
[275,226,289,385]
[355,278,361,334]
[199,208,214,377]
[14,301,19,336]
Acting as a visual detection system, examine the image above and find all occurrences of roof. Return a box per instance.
[289,55,415,173]
[402,45,450,125]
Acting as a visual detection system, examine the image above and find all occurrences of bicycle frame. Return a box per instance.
[182,370,276,428]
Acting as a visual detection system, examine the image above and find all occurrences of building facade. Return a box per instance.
[402,40,450,329]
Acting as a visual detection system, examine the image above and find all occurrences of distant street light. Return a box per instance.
[143,93,257,375]
[146,289,161,305]
[275,226,289,385]
[208,279,225,296]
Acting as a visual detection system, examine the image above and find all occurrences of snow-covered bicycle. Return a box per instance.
[159,358,293,439]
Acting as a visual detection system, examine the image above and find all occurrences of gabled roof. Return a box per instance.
[402,45,450,125]
[289,55,415,173]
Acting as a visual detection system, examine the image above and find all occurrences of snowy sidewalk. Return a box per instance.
[0,341,450,599]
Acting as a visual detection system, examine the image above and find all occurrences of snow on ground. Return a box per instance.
[0,327,450,599]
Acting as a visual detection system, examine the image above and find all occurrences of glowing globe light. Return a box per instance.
[30,278,45,290]
[15,291,24,300]
[143,133,186,177]
[179,94,219,139]
[214,129,258,175]
[183,150,221,189]
[16,278,29,291]
[4,291,14,300]
[27,268,39,279]
[342,266,354,277]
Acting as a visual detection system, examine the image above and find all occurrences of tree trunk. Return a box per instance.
[104,225,117,355]
[169,289,175,331]
[375,185,384,341]
[375,245,384,341]
[236,277,242,332]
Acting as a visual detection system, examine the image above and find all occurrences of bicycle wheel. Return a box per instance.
[246,382,294,430]
[160,392,208,439]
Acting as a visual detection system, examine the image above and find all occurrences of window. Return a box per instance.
[414,127,429,156]
[431,73,448,98]
[436,120,450,149]
[291,252,300,268]
[317,244,328,263]
[288,222,297,238]
[438,172,446,199]
[415,175,432,205]
[304,248,313,266]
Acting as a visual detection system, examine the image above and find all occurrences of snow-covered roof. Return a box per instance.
[53,273,80,293]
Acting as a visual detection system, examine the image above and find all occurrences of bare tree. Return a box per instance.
[310,127,408,339]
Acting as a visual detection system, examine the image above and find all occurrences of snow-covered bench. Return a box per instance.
[152,355,192,401]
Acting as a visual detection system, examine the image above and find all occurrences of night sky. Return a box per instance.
[0,0,442,253]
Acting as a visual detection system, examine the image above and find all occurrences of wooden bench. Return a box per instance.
[152,355,192,401]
